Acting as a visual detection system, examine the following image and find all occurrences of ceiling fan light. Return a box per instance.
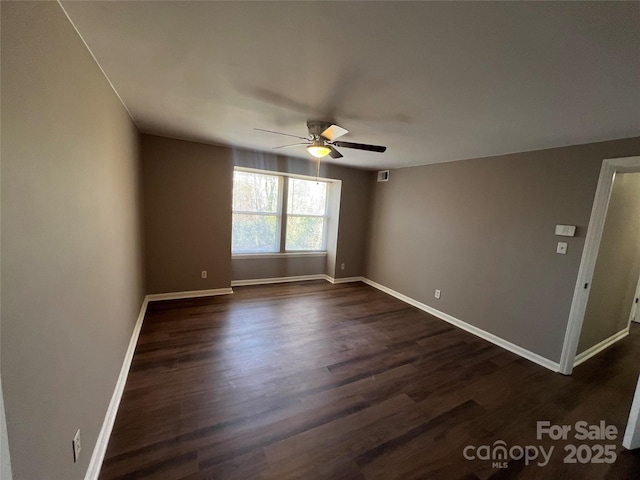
[307,144,331,158]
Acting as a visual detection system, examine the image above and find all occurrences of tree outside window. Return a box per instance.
[232,170,329,254]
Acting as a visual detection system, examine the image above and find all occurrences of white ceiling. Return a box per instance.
[60,1,640,170]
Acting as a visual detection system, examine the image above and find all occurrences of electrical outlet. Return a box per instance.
[201,270,207,279]
[340,263,345,270]
[72,429,81,463]
[556,242,568,255]
[435,289,441,299]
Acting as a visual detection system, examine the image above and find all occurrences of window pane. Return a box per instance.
[233,171,279,213]
[287,178,327,215]
[286,216,324,251]
[232,214,278,253]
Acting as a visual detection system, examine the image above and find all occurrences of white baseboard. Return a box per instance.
[87,275,362,477]
[88,274,565,479]
[574,328,629,367]
[361,278,560,372]
[84,297,149,480]
[326,276,365,284]
[85,286,235,479]
[231,274,328,287]
[145,288,233,302]
[232,275,365,287]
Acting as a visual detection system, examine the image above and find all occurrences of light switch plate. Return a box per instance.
[555,225,576,237]
[556,242,568,254]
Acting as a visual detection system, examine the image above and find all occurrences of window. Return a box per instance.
[286,178,327,251]
[232,169,329,254]
[232,171,281,253]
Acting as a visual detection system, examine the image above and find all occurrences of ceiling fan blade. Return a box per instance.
[254,128,309,141]
[328,146,343,159]
[273,142,308,149]
[332,141,386,153]
[320,124,349,141]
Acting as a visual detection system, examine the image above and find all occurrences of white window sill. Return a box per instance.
[232,251,328,260]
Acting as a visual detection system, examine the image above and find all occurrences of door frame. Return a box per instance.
[559,156,640,375]
[631,273,640,324]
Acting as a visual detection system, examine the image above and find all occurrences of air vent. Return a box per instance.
[377,170,389,182]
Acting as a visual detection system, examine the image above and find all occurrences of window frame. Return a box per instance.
[284,177,329,252]
[231,167,331,256]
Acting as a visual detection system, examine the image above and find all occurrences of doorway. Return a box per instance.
[573,172,640,365]
[559,156,640,375]
[631,274,640,324]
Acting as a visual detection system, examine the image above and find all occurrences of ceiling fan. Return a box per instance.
[254,121,387,159]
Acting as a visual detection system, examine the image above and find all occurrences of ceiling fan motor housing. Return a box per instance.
[307,120,333,139]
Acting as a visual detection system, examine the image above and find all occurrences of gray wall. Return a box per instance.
[232,255,327,281]
[141,135,233,294]
[1,2,144,479]
[578,173,640,353]
[141,135,372,292]
[366,139,640,363]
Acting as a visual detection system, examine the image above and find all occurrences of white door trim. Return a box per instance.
[624,373,640,450]
[630,273,640,324]
[559,156,640,375]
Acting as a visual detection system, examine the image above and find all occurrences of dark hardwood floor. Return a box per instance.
[99,281,640,479]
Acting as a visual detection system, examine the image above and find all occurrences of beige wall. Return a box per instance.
[1,2,144,479]
[578,173,640,353]
[366,138,640,363]
[141,135,233,294]
[141,135,372,291]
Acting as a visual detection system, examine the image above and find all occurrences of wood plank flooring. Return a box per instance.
[99,281,640,479]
